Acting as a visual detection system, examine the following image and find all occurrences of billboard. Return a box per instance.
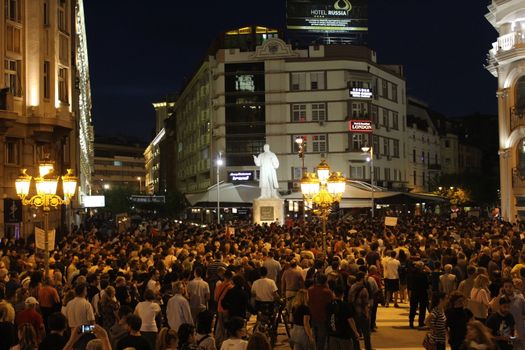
[82,195,105,208]
[287,0,368,34]
[228,171,255,183]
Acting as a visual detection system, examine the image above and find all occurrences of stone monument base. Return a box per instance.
[253,198,285,225]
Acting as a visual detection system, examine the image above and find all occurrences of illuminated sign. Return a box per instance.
[228,171,255,183]
[349,120,373,132]
[287,0,368,33]
[130,195,165,203]
[82,195,105,208]
[349,87,373,99]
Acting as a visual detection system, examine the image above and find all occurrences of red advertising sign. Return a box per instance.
[349,120,373,133]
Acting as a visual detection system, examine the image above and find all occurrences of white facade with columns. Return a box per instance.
[486,0,525,221]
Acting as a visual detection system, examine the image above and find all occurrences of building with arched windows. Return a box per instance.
[486,0,525,221]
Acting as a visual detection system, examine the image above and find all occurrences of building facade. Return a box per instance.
[406,97,441,192]
[92,139,145,194]
[0,0,94,237]
[159,26,408,200]
[486,0,525,221]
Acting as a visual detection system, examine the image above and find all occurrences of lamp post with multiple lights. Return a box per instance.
[216,152,223,224]
[300,160,346,252]
[15,162,78,277]
[361,145,375,218]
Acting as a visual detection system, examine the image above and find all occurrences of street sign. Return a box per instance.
[349,120,373,132]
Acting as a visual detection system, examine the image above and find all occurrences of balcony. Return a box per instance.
[487,32,525,73]
[511,106,525,130]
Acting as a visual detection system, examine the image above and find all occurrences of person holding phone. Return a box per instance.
[63,324,111,350]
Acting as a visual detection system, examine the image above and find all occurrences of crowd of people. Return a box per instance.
[0,213,522,350]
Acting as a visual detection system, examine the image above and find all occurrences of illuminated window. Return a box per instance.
[58,0,68,32]
[350,166,364,179]
[59,34,69,64]
[58,67,68,103]
[235,75,255,92]
[6,24,21,53]
[352,102,368,118]
[4,59,21,97]
[114,161,122,167]
[311,103,326,122]
[350,133,366,151]
[292,104,306,122]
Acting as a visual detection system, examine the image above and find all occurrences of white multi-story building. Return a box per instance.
[161,26,408,200]
[486,0,525,221]
[406,97,441,192]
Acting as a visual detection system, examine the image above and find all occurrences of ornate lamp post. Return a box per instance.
[15,163,78,277]
[300,160,346,252]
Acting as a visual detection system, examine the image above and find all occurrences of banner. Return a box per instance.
[384,216,398,227]
[35,227,55,251]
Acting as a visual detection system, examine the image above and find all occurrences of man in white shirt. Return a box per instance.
[251,267,279,316]
[186,267,210,323]
[146,269,161,296]
[383,250,401,307]
[166,281,193,331]
[65,282,95,328]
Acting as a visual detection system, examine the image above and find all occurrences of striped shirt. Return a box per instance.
[430,307,447,344]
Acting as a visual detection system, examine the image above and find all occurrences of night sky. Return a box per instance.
[83,1,498,141]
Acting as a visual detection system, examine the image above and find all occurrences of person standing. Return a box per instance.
[281,260,304,311]
[262,251,281,284]
[308,273,333,350]
[439,264,457,295]
[134,289,161,350]
[407,261,430,329]
[349,272,373,350]
[327,287,359,350]
[166,282,193,332]
[469,274,491,322]
[383,251,400,308]
[251,267,279,315]
[187,267,210,323]
[426,292,447,350]
[221,275,250,321]
[445,292,473,350]
[214,270,233,347]
[115,314,152,350]
[486,296,515,350]
[289,289,314,350]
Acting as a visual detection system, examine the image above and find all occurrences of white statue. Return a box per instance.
[253,144,280,199]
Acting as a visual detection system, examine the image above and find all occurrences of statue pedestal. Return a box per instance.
[253,198,285,225]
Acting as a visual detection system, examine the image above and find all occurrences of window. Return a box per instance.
[392,112,399,130]
[292,135,308,153]
[6,24,21,53]
[350,133,366,151]
[59,34,69,64]
[5,138,19,165]
[421,151,425,163]
[58,0,67,32]
[235,74,255,92]
[445,140,450,148]
[43,61,50,99]
[516,76,525,111]
[292,167,303,181]
[391,83,398,102]
[350,166,364,179]
[393,169,398,181]
[373,135,379,154]
[292,104,306,122]
[384,168,391,181]
[352,102,369,118]
[43,0,49,25]
[422,171,426,187]
[4,59,21,97]
[382,108,389,127]
[412,149,416,163]
[382,137,389,156]
[291,72,306,91]
[434,154,438,165]
[393,139,399,157]
[381,79,388,99]
[58,67,68,103]
[311,103,326,122]
[310,72,325,90]
[370,105,378,124]
[5,0,21,22]
[413,170,417,186]
[311,134,327,153]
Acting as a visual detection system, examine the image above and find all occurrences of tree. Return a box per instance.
[102,185,134,214]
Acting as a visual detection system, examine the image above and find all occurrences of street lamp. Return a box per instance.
[300,160,346,252]
[15,164,78,277]
[216,152,223,225]
[361,145,375,218]
[295,136,306,220]
[137,176,142,193]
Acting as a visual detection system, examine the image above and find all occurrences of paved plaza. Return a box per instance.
[269,302,428,350]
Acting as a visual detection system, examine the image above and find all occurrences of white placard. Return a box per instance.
[35,227,55,251]
[384,216,398,227]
